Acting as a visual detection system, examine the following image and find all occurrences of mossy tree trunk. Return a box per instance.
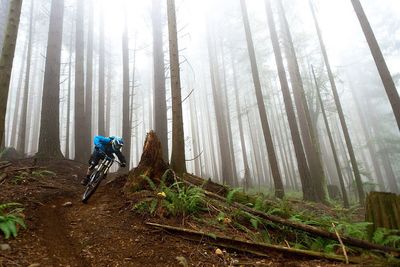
[366,192,400,237]
[124,131,170,194]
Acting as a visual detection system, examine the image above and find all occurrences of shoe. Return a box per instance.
[81,176,90,186]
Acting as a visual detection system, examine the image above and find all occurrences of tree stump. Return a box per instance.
[123,131,170,194]
[366,192,400,237]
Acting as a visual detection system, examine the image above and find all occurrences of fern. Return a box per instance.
[226,188,242,204]
[0,202,26,239]
[141,175,157,191]
[373,228,400,248]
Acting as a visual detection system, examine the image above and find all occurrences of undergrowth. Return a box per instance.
[133,170,205,217]
[0,203,26,239]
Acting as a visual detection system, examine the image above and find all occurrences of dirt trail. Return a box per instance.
[0,159,351,266]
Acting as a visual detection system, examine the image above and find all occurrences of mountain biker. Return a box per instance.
[81,135,127,186]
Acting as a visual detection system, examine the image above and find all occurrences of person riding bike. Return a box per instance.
[81,135,127,186]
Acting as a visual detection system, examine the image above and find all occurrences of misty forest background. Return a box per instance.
[1,0,400,207]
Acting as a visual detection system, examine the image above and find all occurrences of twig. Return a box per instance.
[332,223,349,264]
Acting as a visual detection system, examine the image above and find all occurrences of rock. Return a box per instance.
[175,256,188,267]
[28,264,41,267]
[215,248,223,255]
[62,201,73,207]
[0,243,10,251]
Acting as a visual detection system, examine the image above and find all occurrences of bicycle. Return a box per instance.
[82,152,123,203]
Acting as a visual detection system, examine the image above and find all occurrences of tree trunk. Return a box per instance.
[206,24,235,186]
[266,0,313,201]
[0,0,10,53]
[349,82,385,192]
[278,0,327,202]
[122,5,131,167]
[312,67,349,208]
[231,52,251,191]
[85,0,93,155]
[240,0,284,198]
[17,0,34,156]
[366,192,400,238]
[65,23,73,159]
[37,0,64,159]
[167,0,186,175]
[10,37,27,148]
[152,0,168,162]
[220,42,238,186]
[98,5,105,136]
[0,0,22,150]
[310,0,365,206]
[74,0,86,162]
[351,0,400,132]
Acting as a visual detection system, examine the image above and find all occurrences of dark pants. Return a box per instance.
[88,149,105,170]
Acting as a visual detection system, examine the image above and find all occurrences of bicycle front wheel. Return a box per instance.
[82,170,105,203]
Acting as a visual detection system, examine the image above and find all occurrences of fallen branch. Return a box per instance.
[0,173,7,183]
[146,222,357,263]
[181,178,400,255]
[0,163,12,170]
[332,223,348,264]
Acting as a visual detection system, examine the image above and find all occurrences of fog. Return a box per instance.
[2,0,400,199]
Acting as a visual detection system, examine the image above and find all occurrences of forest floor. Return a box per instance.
[0,159,373,266]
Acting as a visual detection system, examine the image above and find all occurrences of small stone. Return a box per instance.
[51,205,56,208]
[135,238,139,242]
[215,248,223,255]
[28,264,41,267]
[62,202,73,207]
[0,244,10,251]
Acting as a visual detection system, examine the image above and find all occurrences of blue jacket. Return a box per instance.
[94,136,126,163]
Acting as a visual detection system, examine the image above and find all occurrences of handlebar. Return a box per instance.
[97,149,124,166]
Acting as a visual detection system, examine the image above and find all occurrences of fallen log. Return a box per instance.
[146,222,359,263]
[181,179,399,255]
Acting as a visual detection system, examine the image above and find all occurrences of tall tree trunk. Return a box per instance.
[0,0,22,148]
[349,82,385,191]
[220,42,238,186]
[74,0,86,162]
[265,0,313,200]
[231,52,251,190]
[10,38,27,148]
[152,0,168,162]
[240,0,284,198]
[37,0,64,159]
[206,24,235,186]
[364,95,399,194]
[65,24,73,159]
[122,4,131,168]
[310,0,365,206]
[312,66,349,208]
[0,0,10,52]
[277,0,327,202]
[17,0,34,155]
[167,0,186,175]
[98,5,105,136]
[351,0,400,132]
[85,0,93,153]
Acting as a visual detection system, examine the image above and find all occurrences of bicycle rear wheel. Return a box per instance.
[82,170,105,203]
